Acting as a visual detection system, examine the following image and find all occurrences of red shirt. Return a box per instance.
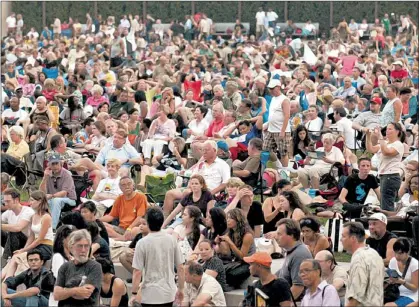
[390,69,408,80]
[206,118,224,137]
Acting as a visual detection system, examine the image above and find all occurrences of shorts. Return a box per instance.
[394,296,414,307]
[263,132,291,158]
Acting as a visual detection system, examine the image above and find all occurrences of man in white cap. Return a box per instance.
[263,78,291,167]
[366,212,398,267]
[390,60,408,82]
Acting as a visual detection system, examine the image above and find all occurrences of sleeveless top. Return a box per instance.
[100,276,129,307]
[30,109,49,123]
[380,98,399,127]
[31,215,54,244]
[110,37,123,58]
[263,198,285,233]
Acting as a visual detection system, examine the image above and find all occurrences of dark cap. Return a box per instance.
[48,154,61,163]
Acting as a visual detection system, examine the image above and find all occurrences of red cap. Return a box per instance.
[370,97,382,105]
[243,252,272,267]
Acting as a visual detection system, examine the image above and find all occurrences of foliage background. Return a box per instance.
[12,1,418,35]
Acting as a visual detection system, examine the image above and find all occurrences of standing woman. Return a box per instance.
[367,122,405,211]
[97,257,129,307]
[380,85,402,133]
[1,190,54,280]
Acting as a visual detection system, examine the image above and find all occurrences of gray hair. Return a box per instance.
[35,96,47,104]
[203,140,218,151]
[68,229,92,249]
[322,133,336,143]
[301,259,322,275]
[10,125,25,138]
[1,173,10,185]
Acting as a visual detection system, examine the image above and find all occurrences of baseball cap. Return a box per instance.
[48,154,62,164]
[368,213,387,225]
[370,97,382,105]
[217,141,229,153]
[243,252,272,267]
[267,79,281,89]
[393,60,403,66]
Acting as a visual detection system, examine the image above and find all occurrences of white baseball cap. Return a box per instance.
[368,213,387,225]
[393,60,403,66]
[267,79,281,89]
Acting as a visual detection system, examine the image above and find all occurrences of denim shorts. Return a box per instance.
[395,296,414,307]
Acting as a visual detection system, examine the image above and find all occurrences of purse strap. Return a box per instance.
[402,256,412,279]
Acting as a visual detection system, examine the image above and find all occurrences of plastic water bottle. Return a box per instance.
[79,276,87,286]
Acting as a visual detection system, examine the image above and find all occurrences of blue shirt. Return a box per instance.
[95,143,140,167]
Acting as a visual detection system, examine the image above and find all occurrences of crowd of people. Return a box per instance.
[1,6,418,307]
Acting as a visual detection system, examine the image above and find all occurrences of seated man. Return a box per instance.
[1,249,54,307]
[182,261,226,307]
[162,140,230,218]
[45,134,81,168]
[1,189,34,261]
[28,115,57,154]
[99,177,148,241]
[39,154,77,230]
[91,158,123,217]
[232,138,262,186]
[2,96,30,133]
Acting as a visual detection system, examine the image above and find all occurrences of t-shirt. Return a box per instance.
[390,69,408,80]
[336,117,357,149]
[2,108,29,121]
[389,257,419,301]
[232,155,261,185]
[205,119,224,137]
[201,256,227,291]
[96,176,122,196]
[254,278,292,307]
[366,231,397,260]
[1,206,35,236]
[237,201,264,231]
[343,174,379,204]
[55,260,102,307]
[324,265,348,299]
[180,191,214,217]
[377,141,404,175]
[109,192,148,229]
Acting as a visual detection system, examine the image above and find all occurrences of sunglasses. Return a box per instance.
[52,177,58,190]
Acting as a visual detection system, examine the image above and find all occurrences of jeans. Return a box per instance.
[379,174,401,211]
[48,198,76,230]
[1,289,49,307]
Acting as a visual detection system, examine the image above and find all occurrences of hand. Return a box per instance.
[129,296,138,306]
[13,249,24,255]
[46,194,53,200]
[44,167,52,177]
[219,234,231,245]
[173,146,179,156]
[3,298,12,307]
[76,285,95,299]
[279,131,285,138]
[175,289,184,305]
[264,231,277,240]
[322,157,333,163]
[305,157,311,164]
[124,229,134,241]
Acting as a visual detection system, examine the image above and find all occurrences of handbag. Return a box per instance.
[384,257,412,304]
[255,238,284,259]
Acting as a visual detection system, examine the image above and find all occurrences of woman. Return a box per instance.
[198,239,228,291]
[42,79,58,102]
[97,101,110,114]
[300,217,330,257]
[74,121,107,154]
[163,174,215,228]
[59,96,86,135]
[197,207,228,248]
[262,181,290,238]
[6,125,29,160]
[29,95,55,124]
[142,104,176,165]
[173,206,203,259]
[86,84,109,108]
[381,85,402,130]
[301,79,317,107]
[249,91,267,119]
[215,208,255,289]
[385,238,418,307]
[80,201,109,244]
[49,224,75,306]
[367,122,405,211]
[1,190,54,280]
[127,109,141,145]
[225,177,245,205]
[279,191,309,222]
[86,221,111,260]
[292,125,311,160]
[37,72,47,87]
[97,257,129,307]
[117,110,129,123]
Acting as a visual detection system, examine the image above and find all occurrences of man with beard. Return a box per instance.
[53,229,102,307]
[366,213,398,267]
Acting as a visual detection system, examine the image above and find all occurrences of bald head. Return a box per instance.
[314,250,334,262]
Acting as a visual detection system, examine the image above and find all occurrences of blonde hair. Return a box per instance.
[301,79,316,92]
[331,99,344,109]
[91,84,104,95]
[106,158,122,168]
[226,177,244,188]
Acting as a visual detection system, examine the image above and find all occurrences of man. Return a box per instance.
[6,13,16,35]
[91,158,123,217]
[109,89,135,118]
[351,67,366,92]
[2,96,29,129]
[53,229,102,306]
[334,107,358,150]
[352,96,382,132]
[131,207,185,306]
[333,77,357,100]
[39,154,77,230]
[232,138,262,186]
[1,189,34,261]
[237,99,252,121]
[390,61,409,82]
[95,128,143,177]
[199,15,211,40]
[263,79,291,167]
[206,85,234,111]
[244,252,292,307]
[300,259,341,307]
[266,8,278,28]
[365,213,398,267]
[45,134,81,168]
[321,68,337,87]
[276,218,312,300]
[100,176,148,241]
[315,250,348,301]
[153,55,174,81]
[15,86,33,113]
[289,100,303,131]
[2,249,53,307]
[163,140,230,218]
[255,7,266,38]
[339,157,380,210]
[182,261,226,307]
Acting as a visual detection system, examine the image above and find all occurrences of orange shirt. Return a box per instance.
[109,192,148,229]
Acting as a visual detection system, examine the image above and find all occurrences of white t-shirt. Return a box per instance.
[377,141,404,175]
[120,19,130,29]
[267,11,278,22]
[49,253,67,306]
[268,94,291,133]
[255,12,265,25]
[192,158,231,191]
[305,117,323,134]
[96,176,123,196]
[2,108,29,121]
[188,119,209,139]
[27,30,39,39]
[396,194,419,218]
[314,146,345,168]
[6,16,16,28]
[336,117,357,149]
[1,206,35,236]
[389,257,418,301]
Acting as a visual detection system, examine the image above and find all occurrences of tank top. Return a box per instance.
[31,215,54,244]
[263,198,285,233]
[366,231,398,259]
[100,276,129,307]
[30,109,49,123]
[380,98,399,127]
[110,37,123,58]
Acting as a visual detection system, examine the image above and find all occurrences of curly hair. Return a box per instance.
[227,208,252,248]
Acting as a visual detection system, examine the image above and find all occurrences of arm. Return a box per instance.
[1,219,31,233]
[132,269,142,302]
[20,215,52,252]
[346,298,361,307]
[290,285,305,301]
[281,99,290,135]
[5,286,40,299]
[99,214,116,223]
[110,278,126,307]
[225,232,253,260]
[338,188,349,204]
[254,225,262,238]
[384,238,397,267]
[374,187,381,201]
[379,140,399,156]
[394,100,402,123]
[365,131,380,154]
[191,294,212,307]
[53,286,77,301]
[162,203,183,229]
[224,194,241,214]
[314,235,330,256]
[233,169,251,178]
[262,198,281,223]
[210,183,226,196]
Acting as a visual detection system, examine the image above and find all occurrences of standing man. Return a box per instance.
[244,252,292,307]
[131,207,185,307]
[39,154,77,230]
[340,221,384,306]
[275,219,312,300]
[51,17,61,39]
[6,13,17,35]
[263,79,291,167]
[267,8,278,28]
[255,7,266,38]
[110,30,125,68]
